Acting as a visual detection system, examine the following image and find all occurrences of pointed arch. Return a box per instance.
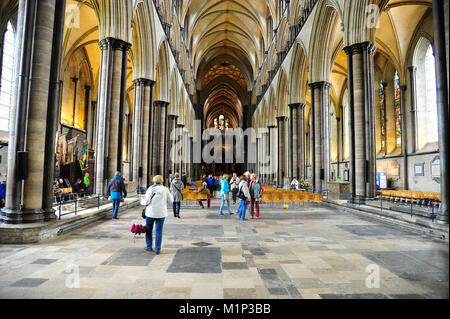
[131,0,157,80]
[308,0,343,83]
[276,68,289,117]
[154,39,171,102]
[289,40,308,104]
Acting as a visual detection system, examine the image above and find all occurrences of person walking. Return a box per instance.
[170,172,184,218]
[237,175,251,221]
[141,175,173,254]
[206,174,215,197]
[219,174,233,216]
[249,174,263,219]
[181,173,187,187]
[197,181,211,208]
[107,171,127,220]
[229,173,240,204]
[0,179,5,208]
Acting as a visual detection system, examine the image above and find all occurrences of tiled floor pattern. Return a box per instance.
[0,200,448,299]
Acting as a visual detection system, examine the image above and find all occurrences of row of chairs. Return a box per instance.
[261,190,323,208]
[178,189,208,206]
[175,184,323,209]
[379,189,441,209]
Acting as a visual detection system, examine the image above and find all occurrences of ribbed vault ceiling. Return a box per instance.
[184,0,272,128]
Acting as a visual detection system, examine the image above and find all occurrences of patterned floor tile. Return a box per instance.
[0,202,447,299]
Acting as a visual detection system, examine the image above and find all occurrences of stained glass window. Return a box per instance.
[379,81,386,153]
[214,115,229,131]
[394,71,402,148]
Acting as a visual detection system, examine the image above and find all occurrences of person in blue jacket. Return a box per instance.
[0,179,5,208]
[219,174,233,216]
[108,171,127,220]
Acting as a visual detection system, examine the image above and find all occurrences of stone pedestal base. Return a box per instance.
[0,208,24,224]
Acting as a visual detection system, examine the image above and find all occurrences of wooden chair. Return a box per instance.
[292,191,305,208]
[312,193,323,203]
[261,192,273,207]
[272,191,283,207]
[282,192,292,207]
[185,191,198,206]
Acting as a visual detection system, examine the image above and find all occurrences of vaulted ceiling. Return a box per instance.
[183,0,274,127]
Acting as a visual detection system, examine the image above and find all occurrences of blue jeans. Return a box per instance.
[146,217,165,252]
[237,199,250,220]
[112,199,121,218]
[173,202,181,217]
[219,195,232,215]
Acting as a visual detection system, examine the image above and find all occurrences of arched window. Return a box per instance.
[424,45,438,143]
[214,114,229,131]
[342,89,349,161]
[414,38,439,150]
[393,70,402,149]
[0,21,16,131]
[379,80,386,154]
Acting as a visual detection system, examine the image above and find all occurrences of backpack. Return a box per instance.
[237,182,247,200]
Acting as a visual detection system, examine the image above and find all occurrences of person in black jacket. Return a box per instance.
[72,179,82,194]
[181,173,187,187]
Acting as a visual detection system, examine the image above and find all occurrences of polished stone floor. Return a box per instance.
[0,200,448,299]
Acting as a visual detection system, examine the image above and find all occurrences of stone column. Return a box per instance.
[91,101,97,148]
[86,86,94,144]
[182,131,190,177]
[94,37,131,195]
[408,66,418,154]
[2,0,37,223]
[299,103,306,180]
[144,80,155,187]
[167,115,178,176]
[189,136,193,179]
[150,102,160,176]
[152,101,169,180]
[433,0,449,223]
[344,42,377,201]
[265,131,271,183]
[268,125,277,184]
[132,78,144,185]
[289,103,302,179]
[255,136,259,176]
[1,0,65,224]
[309,82,331,192]
[176,124,184,175]
[42,0,67,221]
[400,85,408,190]
[277,116,289,186]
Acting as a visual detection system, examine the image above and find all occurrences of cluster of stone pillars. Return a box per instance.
[254,29,448,223]
[1,0,66,224]
[94,37,131,195]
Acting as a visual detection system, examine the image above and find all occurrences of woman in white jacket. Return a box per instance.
[140,175,173,254]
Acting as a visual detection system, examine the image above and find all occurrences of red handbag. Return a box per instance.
[131,224,147,235]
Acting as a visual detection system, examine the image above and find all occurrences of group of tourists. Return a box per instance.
[197,172,263,220]
[52,173,91,198]
[106,170,263,256]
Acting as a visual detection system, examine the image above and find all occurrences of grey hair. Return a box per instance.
[115,171,121,177]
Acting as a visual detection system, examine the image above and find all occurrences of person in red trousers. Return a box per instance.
[249,174,263,219]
